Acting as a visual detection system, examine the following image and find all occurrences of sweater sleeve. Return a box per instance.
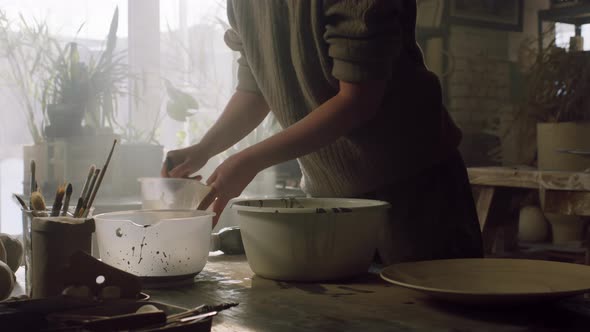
[323,0,403,82]
[224,1,261,94]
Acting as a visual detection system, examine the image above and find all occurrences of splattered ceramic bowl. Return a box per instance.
[231,198,390,281]
[94,210,214,280]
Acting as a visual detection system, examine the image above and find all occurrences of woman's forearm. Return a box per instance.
[242,80,386,171]
[198,90,270,158]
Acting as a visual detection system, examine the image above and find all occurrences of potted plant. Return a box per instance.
[43,8,126,139]
[522,43,590,171]
[1,7,208,198]
[0,7,146,198]
[42,42,90,138]
[0,8,126,141]
[0,11,54,144]
[515,37,590,245]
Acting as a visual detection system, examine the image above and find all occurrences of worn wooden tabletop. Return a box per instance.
[467,167,590,191]
[145,253,590,332]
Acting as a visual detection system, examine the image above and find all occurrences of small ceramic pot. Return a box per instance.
[545,212,586,245]
[518,205,549,243]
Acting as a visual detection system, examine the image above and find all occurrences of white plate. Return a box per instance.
[380,259,590,305]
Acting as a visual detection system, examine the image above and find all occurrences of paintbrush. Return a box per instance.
[31,191,47,212]
[80,165,96,202]
[29,160,36,209]
[77,169,100,218]
[51,184,66,217]
[73,197,84,218]
[74,165,96,217]
[12,193,28,210]
[83,139,117,218]
[167,303,238,323]
[61,183,73,216]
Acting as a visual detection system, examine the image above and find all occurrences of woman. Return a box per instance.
[162,0,483,264]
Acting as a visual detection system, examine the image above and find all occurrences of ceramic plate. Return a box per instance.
[380,259,590,305]
[556,149,590,157]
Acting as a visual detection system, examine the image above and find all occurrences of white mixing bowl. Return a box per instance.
[231,197,390,281]
[94,210,214,279]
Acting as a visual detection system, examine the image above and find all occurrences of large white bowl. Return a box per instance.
[231,197,390,281]
[94,210,214,278]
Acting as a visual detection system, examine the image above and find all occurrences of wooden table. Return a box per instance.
[468,167,590,261]
[145,254,590,332]
[9,254,590,331]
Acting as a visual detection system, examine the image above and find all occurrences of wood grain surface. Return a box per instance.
[468,167,590,191]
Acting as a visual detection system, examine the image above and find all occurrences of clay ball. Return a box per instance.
[0,261,15,301]
[136,304,160,314]
[0,240,6,265]
[62,285,91,298]
[100,286,122,299]
[0,234,24,273]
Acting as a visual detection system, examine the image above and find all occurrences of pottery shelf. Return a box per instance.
[516,241,587,265]
[468,166,590,265]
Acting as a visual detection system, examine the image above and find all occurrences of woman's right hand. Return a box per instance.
[161,144,210,179]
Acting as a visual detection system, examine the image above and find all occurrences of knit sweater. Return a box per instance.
[224,0,461,197]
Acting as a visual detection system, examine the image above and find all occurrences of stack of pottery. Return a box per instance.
[536,122,590,245]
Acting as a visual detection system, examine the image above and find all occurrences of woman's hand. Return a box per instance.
[200,152,260,227]
[161,144,210,179]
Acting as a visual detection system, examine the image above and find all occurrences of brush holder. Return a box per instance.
[20,206,94,297]
[20,208,52,297]
[31,216,95,299]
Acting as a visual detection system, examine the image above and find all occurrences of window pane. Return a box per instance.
[158,0,235,151]
[555,22,590,51]
[0,0,127,39]
[160,0,226,33]
[583,24,590,50]
[555,23,575,49]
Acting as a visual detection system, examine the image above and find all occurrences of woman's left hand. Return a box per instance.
[199,152,260,227]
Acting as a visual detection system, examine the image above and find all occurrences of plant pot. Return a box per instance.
[45,103,85,138]
[545,213,586,245]
[537,122,590,171]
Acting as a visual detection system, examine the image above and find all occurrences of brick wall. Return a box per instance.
[448,27,513,132]
[439,0,550,166]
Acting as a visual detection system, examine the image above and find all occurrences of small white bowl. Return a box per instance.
[138,177,211,210]
[231,197,390,281]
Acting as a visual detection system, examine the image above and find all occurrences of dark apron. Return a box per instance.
[359,149,484,264]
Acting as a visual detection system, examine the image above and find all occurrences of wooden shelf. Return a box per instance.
[539,4,590,25]
[537,4,590,50]
[519,241,586,254]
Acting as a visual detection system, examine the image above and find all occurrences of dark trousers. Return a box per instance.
[360,150,484,264]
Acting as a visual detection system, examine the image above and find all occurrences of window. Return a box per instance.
[0,1,127,233]
[555,22,590,50]
[0,0,283,234]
